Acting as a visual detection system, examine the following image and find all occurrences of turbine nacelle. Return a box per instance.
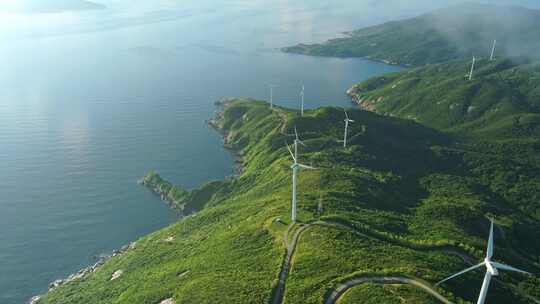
[484,260,499,276]
[294,127,307,147]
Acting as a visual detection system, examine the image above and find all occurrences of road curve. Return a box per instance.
[270,223,313,304]
[270,220,466,304]
[324,276,454,304]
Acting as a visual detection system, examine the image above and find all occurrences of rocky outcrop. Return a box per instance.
[110,270,124,281]
[140,172,189,211]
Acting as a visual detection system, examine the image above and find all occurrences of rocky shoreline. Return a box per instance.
[139,172,187,213]
[346,85,384,113]
[28,241,137,304]
[29,97,244,304]
[208,97,246,176]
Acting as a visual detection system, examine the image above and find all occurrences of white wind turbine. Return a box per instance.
[436,220,530,304]
[490,40,497,61]
[469,56,476,81]
[342,110,355,148]
[286,127,315,222]
[300,85,305,116]
[269,84,276,109]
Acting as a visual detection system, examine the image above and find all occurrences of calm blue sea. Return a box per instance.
[1,0,538,303]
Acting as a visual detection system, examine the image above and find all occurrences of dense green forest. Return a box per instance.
[283,3,540,66]
[38,99,539,303]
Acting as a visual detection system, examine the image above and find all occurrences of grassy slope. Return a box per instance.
[282,3,540,66]
[38,99,539,304]
[348,58,540,139]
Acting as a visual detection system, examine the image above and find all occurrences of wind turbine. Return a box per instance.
[286,127,315,222]
[342,110,355,148]
[436,220,530,304]
[468,56,476,81]
[269,85,275,109]
[300,85,305,116]
[490,40,497,61]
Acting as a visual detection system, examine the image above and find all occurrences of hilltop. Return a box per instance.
[283,3,540,66]
[348,58,540,141]
[37,99,539,304]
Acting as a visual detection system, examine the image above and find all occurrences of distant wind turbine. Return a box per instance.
[469,56,476,81]
[436,220,530,304]
[490,40,497,61]
[287,127,315,222]
[342,110,355,148]
[300,85,305,116]
[269,85,276,109]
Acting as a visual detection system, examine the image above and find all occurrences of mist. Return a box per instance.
[2,0,540,42]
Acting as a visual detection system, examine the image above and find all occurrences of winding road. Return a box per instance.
[324,276,454,304]
[268,111,536,304]
[269,220,471,304]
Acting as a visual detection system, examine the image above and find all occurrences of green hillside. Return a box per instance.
[348,58,540,140]
[283,3,540,66]
[37,99,539,304]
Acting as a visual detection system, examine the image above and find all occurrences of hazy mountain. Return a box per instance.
[283,3,540,66]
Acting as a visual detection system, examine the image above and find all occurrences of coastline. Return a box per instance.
[27,241,137,304]
[29,98,244,304]
[207,97,246,176]
[281,47,413,68]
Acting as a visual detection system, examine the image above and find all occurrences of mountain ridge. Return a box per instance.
[283,2,540,66]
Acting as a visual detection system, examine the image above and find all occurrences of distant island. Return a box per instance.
[0,0,105,13]
[283,3,540,66]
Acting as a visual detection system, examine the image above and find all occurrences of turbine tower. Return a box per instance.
[436,220,530,304]
[300,85,305,116]
[343,110,355,148]
[490,40,497,61]
[269,85,275,109]
[287,127,315,222]
[469,56,476,81]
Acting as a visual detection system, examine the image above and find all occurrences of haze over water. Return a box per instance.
[1,0,539,303]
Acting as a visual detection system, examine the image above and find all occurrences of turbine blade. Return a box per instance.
[487,220,494,259]
[286,144,296,162]
[491,262,531,275]
[298,163,316,170]
[294,126,299,140]
[436,262,485,285]
[344,109,349,120]
[349,119,355,123]
[298,140,307,147]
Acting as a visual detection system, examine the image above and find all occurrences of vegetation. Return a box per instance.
[282,3,540,66]
[38,98,539,304]
[142,171,230,214]
[349,58,540,139]
[338,283,440,304]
